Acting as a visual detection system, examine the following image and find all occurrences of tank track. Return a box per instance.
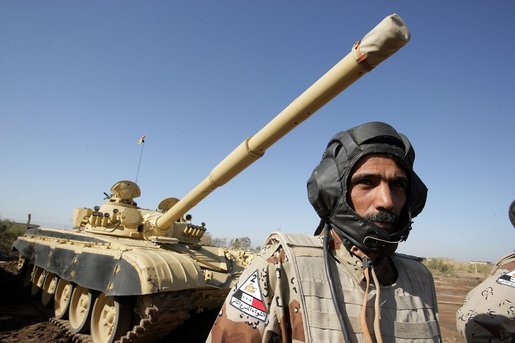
[50,290,198,343]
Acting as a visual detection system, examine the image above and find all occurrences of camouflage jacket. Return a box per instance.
[207,231,440,343]
[456,251,515,342]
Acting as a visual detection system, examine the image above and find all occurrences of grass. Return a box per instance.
[423,257,492,277]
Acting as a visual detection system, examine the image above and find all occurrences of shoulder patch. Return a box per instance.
[230,270,268,321]
[497,269,515,288]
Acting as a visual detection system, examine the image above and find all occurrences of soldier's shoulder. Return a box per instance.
[393,252,424,262]
[486,251,515,278]
[493,250,515,272]
[264,231,322,249]
[250,232,323,268]
[392,252,433,276]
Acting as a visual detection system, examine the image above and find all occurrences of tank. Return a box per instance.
[12,14,410,343]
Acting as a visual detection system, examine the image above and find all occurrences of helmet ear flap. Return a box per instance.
[308,149,344,221]
[509,200,515,228]
[398,133,427,219]
[409,172,427,218]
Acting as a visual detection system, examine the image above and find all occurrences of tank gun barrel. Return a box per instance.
[154,13,410,233]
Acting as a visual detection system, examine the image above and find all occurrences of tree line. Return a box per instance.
[200,232,257,251]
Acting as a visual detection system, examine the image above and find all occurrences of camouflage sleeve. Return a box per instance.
[456,255,515,342]
[206,242,305,343]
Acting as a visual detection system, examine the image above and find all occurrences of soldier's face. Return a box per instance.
[348,155,408,233]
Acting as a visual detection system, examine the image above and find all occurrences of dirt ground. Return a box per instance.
[433,272,485,342]
[0,252,218,343]
[0,253,484,343]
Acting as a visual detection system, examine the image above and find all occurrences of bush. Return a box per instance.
[0,218,27,254]
[423,258,455,275]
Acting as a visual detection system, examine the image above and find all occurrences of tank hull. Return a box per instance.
[13,227,251,342]
[15,227,247,291]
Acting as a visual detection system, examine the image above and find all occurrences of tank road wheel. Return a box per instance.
[30,267,46,297]
[54,279,73,319]
[90,293,133,343]
[41,273,59,307]
[69,285,94,333]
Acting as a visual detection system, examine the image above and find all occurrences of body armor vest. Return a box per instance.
[267,232,441,342]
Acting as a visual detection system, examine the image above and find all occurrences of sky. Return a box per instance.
[1,1,513,263]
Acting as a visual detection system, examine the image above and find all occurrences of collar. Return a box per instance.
[330,229,366,282]
[329,229,398,286]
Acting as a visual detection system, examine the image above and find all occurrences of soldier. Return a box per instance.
[456,200,515,342]
[207,122,441,342]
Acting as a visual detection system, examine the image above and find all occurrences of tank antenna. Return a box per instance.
[135,135,146,183]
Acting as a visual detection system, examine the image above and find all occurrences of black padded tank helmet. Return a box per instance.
[307,121,427,256]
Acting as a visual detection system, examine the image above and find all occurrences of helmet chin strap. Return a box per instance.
[349,245,384,343]
[330,222,399,256]
[363,234,404,247]
[328,212,412,256]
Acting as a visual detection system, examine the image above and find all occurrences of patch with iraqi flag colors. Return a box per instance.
[229,270,268,321]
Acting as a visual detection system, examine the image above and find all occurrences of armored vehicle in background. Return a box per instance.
[13,14,410,343]
[15,180,252,343]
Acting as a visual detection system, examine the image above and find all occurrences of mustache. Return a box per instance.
[364,210,398,224]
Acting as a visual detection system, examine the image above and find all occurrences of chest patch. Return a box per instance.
[230,270,268,321]
[497,269,515,288]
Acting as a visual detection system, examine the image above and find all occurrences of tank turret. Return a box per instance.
[72,179,207,245]
[13,14,410,343]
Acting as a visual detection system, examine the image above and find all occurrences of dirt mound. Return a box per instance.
[0,255,70,342]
